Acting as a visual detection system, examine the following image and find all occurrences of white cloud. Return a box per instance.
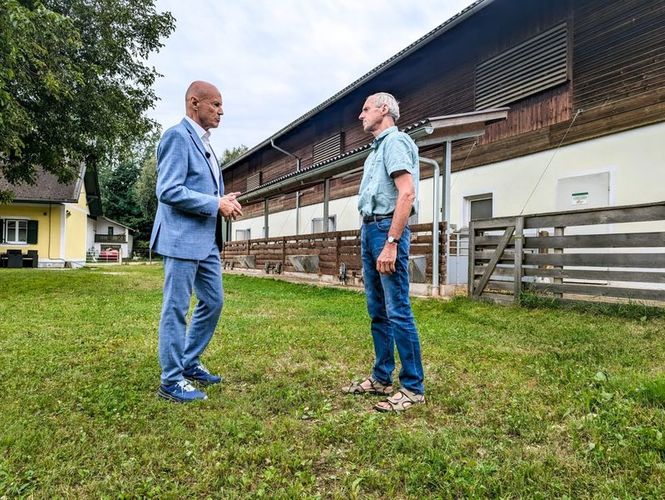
[149,0,477,154]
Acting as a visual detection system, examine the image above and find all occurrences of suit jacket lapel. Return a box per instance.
[181,118,220,190]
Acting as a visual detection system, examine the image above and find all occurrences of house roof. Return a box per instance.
[238,108,508,204]
[223,0,495,172]
[0,165,103,216]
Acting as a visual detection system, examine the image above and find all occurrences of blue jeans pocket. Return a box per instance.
[376,218,392,232]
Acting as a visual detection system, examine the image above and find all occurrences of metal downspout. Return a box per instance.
[270,139,301,234]
[323,178,330,232]
[419,157,441,295]
[443,141,452,238]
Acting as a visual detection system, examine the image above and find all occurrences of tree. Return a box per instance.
[101,130,159,241]
[134,133,160,239]
[219,145,249,168]
[0,0,174,198]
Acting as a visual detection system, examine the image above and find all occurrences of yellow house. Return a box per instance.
[0,167,102,268]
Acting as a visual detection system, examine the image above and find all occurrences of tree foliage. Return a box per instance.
[99,130,159,242]
[0,0,174,194]
[219,145,249,167]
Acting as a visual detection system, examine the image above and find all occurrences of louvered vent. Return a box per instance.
[312,132,344,164]
[476,23,569,110]
[246,171,262,192]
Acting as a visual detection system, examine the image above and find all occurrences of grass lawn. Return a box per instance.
[0,265,664,498]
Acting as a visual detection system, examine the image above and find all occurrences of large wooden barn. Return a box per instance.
[221,0,665,293]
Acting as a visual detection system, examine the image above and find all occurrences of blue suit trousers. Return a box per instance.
[158,244,223,385]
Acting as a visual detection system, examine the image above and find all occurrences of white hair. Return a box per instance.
[371,92,400,122]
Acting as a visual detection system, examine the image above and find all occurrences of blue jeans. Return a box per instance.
[361,218,424,394]
[158,245,223,385]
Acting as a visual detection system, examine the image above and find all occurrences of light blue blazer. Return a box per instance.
[150,119,223,260]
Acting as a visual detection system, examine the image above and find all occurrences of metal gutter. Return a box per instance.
[238,145,371,204]
[269,139,302,234]
[237,119,431,204]
[223,0,495,172]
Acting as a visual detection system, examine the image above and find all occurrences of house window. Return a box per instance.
[465,194,493,226]
[108,226,114,236]
[312,216,336,233]
[235,228,251,241]
[476,22,569,109]
[4,219,28,244]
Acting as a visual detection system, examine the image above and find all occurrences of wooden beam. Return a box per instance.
[528,283,665,302]
[525,204,665,229]
[524,232,665,248]
[473,226,515,297]
[513,216,524,304]
[522,268,665,283]
[525,253,665,268]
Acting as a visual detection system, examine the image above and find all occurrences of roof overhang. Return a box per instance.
[237,108,508,204]
[414,107,509,147]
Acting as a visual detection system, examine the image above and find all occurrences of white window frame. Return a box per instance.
[235,228,251,241]
[4,219,28,244]
[311,215,336,234]
[463,193,493,228]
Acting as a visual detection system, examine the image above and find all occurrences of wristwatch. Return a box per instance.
[387,235,400,244]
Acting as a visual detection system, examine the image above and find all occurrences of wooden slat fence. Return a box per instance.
[222,222,447,283]
[469,201,665,305]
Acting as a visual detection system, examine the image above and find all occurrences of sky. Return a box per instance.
[149,0,477,154]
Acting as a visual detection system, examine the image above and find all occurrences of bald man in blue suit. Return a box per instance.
[150,81,243,403]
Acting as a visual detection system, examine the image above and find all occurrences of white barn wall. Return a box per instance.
[451,121,664,228]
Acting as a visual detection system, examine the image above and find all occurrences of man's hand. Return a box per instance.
[376,241,398,274]
[219,191,243,219]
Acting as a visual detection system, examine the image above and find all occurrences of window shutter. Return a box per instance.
[312,133,344,164]
[27,220,38,244]
[476,23,569,110]
[0,218,4,243]
[247,171,262,192]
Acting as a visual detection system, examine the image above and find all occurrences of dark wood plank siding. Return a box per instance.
[228,0,665,220]
[573,0,665,110]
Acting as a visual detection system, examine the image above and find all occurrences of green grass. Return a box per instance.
[0,266,663,498]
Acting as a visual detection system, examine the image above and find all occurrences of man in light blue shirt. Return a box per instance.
[342,92,425,412]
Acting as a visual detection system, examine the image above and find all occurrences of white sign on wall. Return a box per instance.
[571,191,589,206]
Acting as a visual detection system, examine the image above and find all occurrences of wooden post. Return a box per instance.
[282,237,286,267]
[336,235,341,271]
[553,226,564,298]
[467,221,476,297]
[513,216,524,304]
[440,222,447,287]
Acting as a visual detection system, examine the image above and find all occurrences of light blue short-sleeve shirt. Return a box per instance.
[357,126,419,217]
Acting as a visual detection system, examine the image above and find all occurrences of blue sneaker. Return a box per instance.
[157,380,207,403]
[183,363,222,386]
